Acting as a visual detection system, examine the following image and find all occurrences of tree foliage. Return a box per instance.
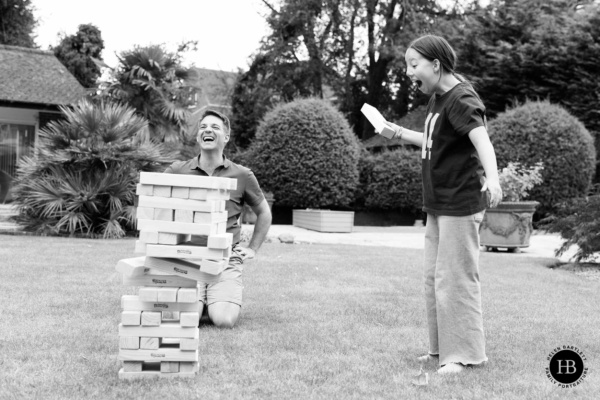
[99,43,197,143]
[53,24,104,88]
[0,0,36,48]
[11,99,174,238]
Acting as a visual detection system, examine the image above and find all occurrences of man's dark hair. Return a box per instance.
[200,109,230,133]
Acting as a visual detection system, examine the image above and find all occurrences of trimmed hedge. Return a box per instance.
[246,98,360,209]
[488,100,596,216]
[357,147,423,215]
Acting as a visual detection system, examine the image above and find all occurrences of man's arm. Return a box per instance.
[247,199,272,253]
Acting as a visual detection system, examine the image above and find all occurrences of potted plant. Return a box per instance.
[480,162,544,252]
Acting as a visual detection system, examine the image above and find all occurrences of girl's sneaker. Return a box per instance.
[437,363,465,374]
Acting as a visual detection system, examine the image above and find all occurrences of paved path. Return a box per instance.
[260,224,579,262]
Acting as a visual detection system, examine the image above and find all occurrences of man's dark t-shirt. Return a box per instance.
[421,82,487,216]
[164,155,265,244]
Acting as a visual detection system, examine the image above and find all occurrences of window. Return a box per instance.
[0,123,36,178]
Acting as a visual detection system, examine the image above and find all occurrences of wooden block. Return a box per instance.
[171,186,189,199]
[121,295,201,313]
[146,244,227,260]
[140,171,237,190]
[139,231,159,244]
[118,322,198,339]
[175,209,194,223]
[157,287,179,303]
[118,347,198,363]
[141,311,161,326]
[116,257,149,277]
[161,362,180,373]
[123,361,143,372]
[144,257,219,283]
[200,259,227,275]
[179,337,199,351]
[157,232,188,245]
[118,362,198,380]
[193,211,228,224]
[189,188,230,201]
[136,206,155,220]
[122,311,141,326]
[139,287,159,302]
[179,362,196,373]
[177,287,199,303]
[140,337,160,350]
[161,311,180,321]
[216,221,226,234]
[180,312,200,327]
[120,337,140,350]
[123,273,197,288]
[138,195,225,213]
[207,233,233,249]
[153,185,172,197]
[137,219,219,236]
[154,208,174,221]
[136,184,154,196]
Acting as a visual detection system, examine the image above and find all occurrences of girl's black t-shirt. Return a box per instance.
[421,82,487,216]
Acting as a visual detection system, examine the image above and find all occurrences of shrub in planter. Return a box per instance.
[359,148,422,215]
[246,98,360,209]
[488,100,596,216]
[11,100,173,238]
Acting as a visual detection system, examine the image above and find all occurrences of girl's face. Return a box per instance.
[405,48,439,95]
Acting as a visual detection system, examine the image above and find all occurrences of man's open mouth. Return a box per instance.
[202,137,215,143]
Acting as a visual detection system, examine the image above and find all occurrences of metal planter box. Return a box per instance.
[292,209,354,233]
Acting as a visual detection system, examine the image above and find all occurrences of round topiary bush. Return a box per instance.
[358,148,422,214]
[246,98,360,208]
[488,100,596,216]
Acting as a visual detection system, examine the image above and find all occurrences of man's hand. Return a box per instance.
[232,246,256,262]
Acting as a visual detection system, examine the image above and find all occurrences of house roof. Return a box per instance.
[0,45,87,106]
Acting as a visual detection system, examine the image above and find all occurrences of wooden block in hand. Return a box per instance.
[177,287,199,303]
[157,287,178,303]
[122,311,141,326]
[200,259,227,275]
[153,185,172,197]
[157,232,188,245]
[140,337,160,350]
[141,311,161,326]
[161,362,180,373]
[123,361,143,372]
[175,209,194,223]
[171,186,189,199]
[179,312,200,327]
[154,208,174,221]
[138,287,159,302]
[119,336,140,350]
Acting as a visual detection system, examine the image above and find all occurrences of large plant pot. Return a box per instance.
[293,209,354,233]
[479,201,539,252]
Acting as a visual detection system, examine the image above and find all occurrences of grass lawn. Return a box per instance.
[1,235,599,399]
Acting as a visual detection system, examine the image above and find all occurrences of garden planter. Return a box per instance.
[479,201,539,252]
[293,209,354,233]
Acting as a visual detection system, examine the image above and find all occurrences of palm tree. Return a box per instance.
[11,99,175,238]
[100,44,197,143]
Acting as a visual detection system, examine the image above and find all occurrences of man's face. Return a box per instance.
[197,115,229,151]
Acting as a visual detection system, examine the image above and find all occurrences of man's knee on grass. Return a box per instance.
[208,302,241,329]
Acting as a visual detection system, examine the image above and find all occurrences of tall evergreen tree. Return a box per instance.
[53,24,104,88]
[0,0,36,48]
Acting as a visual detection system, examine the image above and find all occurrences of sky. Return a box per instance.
[32,0,271,72]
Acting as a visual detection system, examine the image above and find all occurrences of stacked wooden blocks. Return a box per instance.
[115,172,237,379]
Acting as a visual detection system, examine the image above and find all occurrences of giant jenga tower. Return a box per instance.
[115,172,237,379]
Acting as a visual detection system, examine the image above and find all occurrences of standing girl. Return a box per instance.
[384,35,503,374]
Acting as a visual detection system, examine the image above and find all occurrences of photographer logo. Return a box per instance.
[546,346,588,388]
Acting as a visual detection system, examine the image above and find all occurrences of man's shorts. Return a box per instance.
[198,246,245,307]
